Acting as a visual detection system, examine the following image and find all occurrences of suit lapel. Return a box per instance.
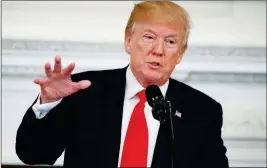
[100,66,127,168]
[151,122,173,168]
[151,78,184,168]
[166,78,185,167]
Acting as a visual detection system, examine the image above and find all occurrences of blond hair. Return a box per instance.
[125,1,191,46]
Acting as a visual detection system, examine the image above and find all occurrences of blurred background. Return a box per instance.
[1,1,266,167]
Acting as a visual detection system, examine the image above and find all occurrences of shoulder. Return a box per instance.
[170,78,218,103]
[65,66,127,100]
[169,78,222,116]
[70,66,126,83]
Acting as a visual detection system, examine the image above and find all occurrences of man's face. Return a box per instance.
[125,21,186,87]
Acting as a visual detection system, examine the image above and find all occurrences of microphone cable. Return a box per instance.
[166,100,175,168]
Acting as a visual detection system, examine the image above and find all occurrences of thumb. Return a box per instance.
[77,80,91,90]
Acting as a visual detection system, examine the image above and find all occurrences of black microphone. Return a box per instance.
[145,84,175,168]
[145,84,168,123]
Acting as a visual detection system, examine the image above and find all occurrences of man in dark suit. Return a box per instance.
[15,1,229,168]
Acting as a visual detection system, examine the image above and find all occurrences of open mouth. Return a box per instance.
[147,61,162,69]
[150,62,160,66]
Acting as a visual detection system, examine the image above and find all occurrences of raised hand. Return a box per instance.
[34,56,91,104]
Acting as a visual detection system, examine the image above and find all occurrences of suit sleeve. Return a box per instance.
[199,102,229,168]
[32,93,63,119]
[15,92,73,165]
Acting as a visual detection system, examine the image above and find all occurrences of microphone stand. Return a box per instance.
[166,100,175,168]
[151,100,175,168]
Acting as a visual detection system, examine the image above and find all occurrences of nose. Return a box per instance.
[152,40,164,57]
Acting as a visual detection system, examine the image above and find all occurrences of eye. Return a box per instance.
[143,35,154,42]
[167,39,175,45]
[166,39,177,48]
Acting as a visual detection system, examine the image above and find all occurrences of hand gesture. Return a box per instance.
[34,56,91,104]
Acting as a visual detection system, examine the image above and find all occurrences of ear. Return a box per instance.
[176,43,188,64]
[124,32,132,54]
[176,55,183,64]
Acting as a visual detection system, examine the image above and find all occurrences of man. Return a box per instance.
[16,1,229,168]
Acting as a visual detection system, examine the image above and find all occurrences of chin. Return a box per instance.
[141,68,163,84]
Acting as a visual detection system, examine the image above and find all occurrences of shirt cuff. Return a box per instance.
[32,94,63,119]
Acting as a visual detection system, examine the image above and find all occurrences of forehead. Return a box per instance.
[133,21,184,37]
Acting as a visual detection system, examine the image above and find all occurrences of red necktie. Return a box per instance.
[120,89,148,167]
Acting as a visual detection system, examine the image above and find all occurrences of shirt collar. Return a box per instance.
[125,65,169,100]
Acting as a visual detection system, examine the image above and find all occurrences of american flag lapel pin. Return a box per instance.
[175,110,182,118]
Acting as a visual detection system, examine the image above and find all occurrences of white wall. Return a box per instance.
[2,1,266,46]
[0,2,2,165]
[1,1,266,167]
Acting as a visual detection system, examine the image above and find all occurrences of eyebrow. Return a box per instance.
[143,28,178,38]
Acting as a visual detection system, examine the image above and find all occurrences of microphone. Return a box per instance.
[145,84,175,168]
[145,84,168,123]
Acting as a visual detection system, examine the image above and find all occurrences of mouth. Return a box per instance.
[146,61,162,69]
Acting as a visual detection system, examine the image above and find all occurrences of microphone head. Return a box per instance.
[145,84,164,107]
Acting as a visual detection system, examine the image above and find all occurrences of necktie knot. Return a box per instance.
[136,89,146,103]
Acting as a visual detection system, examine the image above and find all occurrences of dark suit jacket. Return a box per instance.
[16,66,229,168]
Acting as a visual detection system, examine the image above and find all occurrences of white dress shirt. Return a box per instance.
[32,66,169,167]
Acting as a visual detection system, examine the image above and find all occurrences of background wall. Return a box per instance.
[2,1,266,167]
[2,1,266,46]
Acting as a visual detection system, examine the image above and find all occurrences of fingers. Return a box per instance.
[34,78,46,85]
[45,62,52,77]
[62,62,75,76]
[53,55,62,73]
[71,80,91,93]
[77,80,91,90]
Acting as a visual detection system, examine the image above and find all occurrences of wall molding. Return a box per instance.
[2,38,266,58]
[2,38,266,83]
[2,64,266,84]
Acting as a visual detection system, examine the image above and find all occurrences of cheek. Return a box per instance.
[163,54,180,70]
[136,39,153,55]
[131,44,147,66]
